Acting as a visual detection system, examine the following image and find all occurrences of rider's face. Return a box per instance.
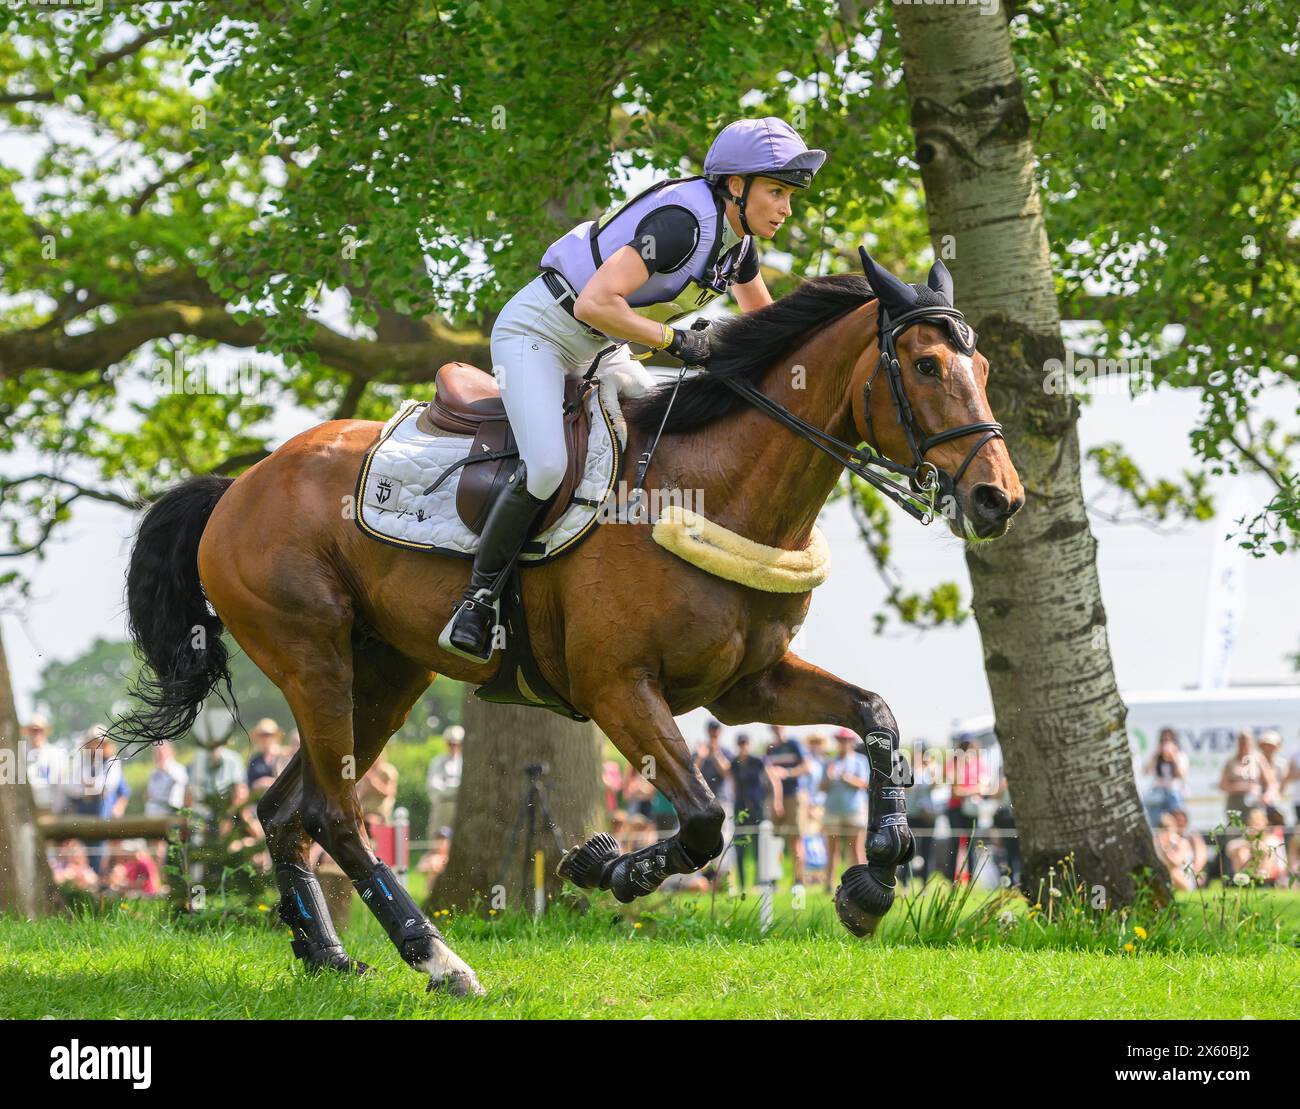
[728,175,796,239]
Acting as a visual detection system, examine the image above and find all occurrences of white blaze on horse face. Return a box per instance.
[951,352,980,410]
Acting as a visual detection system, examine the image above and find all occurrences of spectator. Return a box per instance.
[805,731,828,809]
[143,741,189,817]
[695,720,734,886]
[188,742,248,834]
[942,734,985,882]
[1284,735,1300,827]
[107,840,162,898]
[907,744,943,885]
[730,733,777,892]
[602,759,624,815]
[1219,729,1276,823]
[821,730,870,891]
[63,726,127,816]
[1143,728,1189,826]
[247,718,285,795]
[23,713,63,812]
[358,755,399,827]
[695,720,731,807]
[1154,809,1207,891]
[425,727,464,840]
[990,769,1021,889]
[766,725,810,887]
[278,729,301,775]
[417,826,452,888]
[64,727,130,874]
[1226,807,1286,885]
[51,840,99,892]
[1256,729,1289,826]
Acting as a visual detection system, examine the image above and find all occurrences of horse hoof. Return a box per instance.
[301,946,370,975]
[835,864,896,938]
[557,832,620,890]
[427,970,486,998]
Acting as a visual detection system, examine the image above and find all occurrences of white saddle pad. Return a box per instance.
[354,388,624,563]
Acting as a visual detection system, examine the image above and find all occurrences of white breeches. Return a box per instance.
[491,274,654,498]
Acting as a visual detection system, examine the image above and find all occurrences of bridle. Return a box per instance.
[721,301,1004,525]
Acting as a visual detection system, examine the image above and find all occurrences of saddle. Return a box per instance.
[417,362,593,535]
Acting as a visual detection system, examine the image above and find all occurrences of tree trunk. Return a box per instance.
[429,693,603,913]
[0,628,60,918]
[891,6,1167,905]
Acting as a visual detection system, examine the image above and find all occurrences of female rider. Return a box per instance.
[439,117,826,663]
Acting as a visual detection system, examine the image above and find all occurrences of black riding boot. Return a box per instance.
[438,460,548,663]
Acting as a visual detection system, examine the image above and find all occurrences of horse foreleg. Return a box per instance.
[708,651,914,936]
[559,674,725,903]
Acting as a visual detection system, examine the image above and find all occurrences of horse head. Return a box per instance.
[852,250,1024,541]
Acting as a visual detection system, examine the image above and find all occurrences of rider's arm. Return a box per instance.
[732,270,772,312]
[573,246,673,348]
[574,207,699,348]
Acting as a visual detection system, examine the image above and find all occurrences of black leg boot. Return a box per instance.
[438,459,549,663]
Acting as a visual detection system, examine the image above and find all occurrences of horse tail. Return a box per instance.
[112,475,237,749]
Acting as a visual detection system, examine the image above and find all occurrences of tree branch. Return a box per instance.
[0,23,177,106]
[0,303,489,385]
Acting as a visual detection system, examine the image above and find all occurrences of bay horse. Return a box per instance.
[114,252,1022,995]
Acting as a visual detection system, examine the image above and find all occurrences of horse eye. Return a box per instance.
[915,357,940,377]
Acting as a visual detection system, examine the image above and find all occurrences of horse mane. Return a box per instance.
[625,273,876,434]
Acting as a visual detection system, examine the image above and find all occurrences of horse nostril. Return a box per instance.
[971,483,1012,521]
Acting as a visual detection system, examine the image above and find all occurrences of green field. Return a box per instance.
[3,884,1297,1019]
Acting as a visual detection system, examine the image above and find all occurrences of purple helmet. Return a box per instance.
[704,117,827,190]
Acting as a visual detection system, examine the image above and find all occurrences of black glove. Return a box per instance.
[665,325,711,367]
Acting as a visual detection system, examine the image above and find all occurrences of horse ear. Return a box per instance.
[926,260,954,305]
[858,246,918,316]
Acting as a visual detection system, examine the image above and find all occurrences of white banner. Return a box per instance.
[1198,487,1250,689]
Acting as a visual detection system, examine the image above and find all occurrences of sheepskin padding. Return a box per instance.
[651,506,831,593]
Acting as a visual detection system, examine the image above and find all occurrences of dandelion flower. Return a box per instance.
[1233,872,1251,887]
[1123,942,1135,953]
[1134,926,1148,940]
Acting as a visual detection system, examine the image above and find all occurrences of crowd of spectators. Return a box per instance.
[25,704,1300,904]
[1142,726,1299,890]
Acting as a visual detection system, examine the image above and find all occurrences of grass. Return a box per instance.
[2,882,1298,1019]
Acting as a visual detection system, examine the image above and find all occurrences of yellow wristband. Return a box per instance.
[656,325,675,351]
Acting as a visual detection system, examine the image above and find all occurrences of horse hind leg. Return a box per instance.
[344,639,484,996]
[232,584,481,994]
[257,752,370,974]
